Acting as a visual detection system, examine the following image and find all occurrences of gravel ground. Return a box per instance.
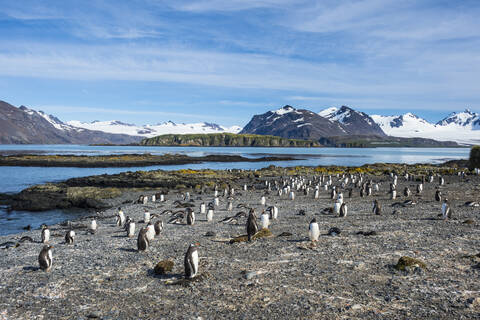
[0,172,479,319]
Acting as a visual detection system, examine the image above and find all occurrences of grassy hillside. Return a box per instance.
[140,133,321,147]
[469,145,480,170]
[319,135,460,148]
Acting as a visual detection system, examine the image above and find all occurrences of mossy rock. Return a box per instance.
[154,260,174,275]
[394,256,426,271]
[229,228,273,244]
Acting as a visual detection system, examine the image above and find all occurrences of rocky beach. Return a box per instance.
[0,164,479,319]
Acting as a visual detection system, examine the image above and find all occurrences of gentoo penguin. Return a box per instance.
[373,200,381,215]
[348,189,353,198]
[154,220,164,235]
[339,203,348,217]
[145,222,155,241]
[260,196,266,206]
[333,200,341,215]
[391,189,397,200]
[226,201,233,211]
[289,191,295,201]
[143,209,151,224]
[267,206,278,220]
[260,210,270,229]
[137,227,149,251]
[246,209,258,241]
[127,219,136,238]
[435,190,442,202]
[337,192,344,204]
[200,202,206,214]
[314,189,320,199]
[65,230,75,244]
[41,225,50,243]
[116,208,125,227]
[89,219,97,234]
[38,245,53,272]
[214,197,220,207]
[416,183,423,194]
[151,194,156,202]
[403,187,411,197]
[206,208,214,222]
[184,243,199,279]
[186,208,195,226]
[442,199,451,220]
[439,176,445,186]
[309,218,320,243]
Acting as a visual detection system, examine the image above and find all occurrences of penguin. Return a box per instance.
[246,209,258,241]
[145,222,155,241]
[314,189,319,199]
[226,201,233,211]
[186,208,195,226]
[416,183,423,194]
[391,189,397,200]
[267,206,278,220]
[337,192,344,204]
[260,210,269,229]
[260,196,266,206]
[184,243,199,279]
[143,209,151,224]
[137,227,149,251]
[206,208,214,222]
[214,197,220,207]
[404,187,411,197]
[439,176,445,186]
[65,230,75,244]
[308,218,320,243]
[339,203,348,217]
[333,200,341,215]
[41,225,50,243]
[442,199,451,220]
[89,219,97,234]
[151,194,156,202]
[127,219,136,238]
[116,208,125,227]
[435,190,442,202]
[154,220,164,235]
[289,191,295,201]
[38,245,53,272]
[373,200,381,215]
[200,202,206,214]
[348,188,353,198]
[330,188,336,200]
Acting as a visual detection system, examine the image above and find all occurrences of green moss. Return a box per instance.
[229,228,273,243]
[394,256,427,271]
[154,260,174,275]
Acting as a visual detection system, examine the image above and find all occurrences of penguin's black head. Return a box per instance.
[310,218,317,223]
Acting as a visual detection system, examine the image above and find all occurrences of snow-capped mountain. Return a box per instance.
[240,105,384,140]
[0,101,140,144]
[371,110,480,145]
[318,106,385,136]
[67,120,242,138]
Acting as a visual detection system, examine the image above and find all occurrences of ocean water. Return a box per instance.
[0,145,470,236]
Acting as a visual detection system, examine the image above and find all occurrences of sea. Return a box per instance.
[0,145,470,236]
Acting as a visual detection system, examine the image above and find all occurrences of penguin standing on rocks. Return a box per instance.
[416,183,423,194]
[339,203,348,217]
[127,219,136,238]
[226,201,233,211]
[404,187,411,197]
[116,208,125,227]
[145,222,155,241]
[246,209,258,241]
[65,230,75,244]
[260,210,270,229]
[137,227,149,251]
[38,245,53,272]
[267,206,278,220]
[309,218,320,243]
[41,225,50,243]
[206,208,214,222]
[373,200,382,215]
[435,190,442,202]
[89,219,97,234]
[184,243,199,279]
[143,209,151,224]
[442,199,451,220]
[200,202,206,214]
[260,196,266,206]
[186,208,195,226]
[154,220,163,236]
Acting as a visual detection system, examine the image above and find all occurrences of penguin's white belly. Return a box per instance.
[191,251,199,276]
[44,230,50,242]
[206,210,214,222]
[273,207,278,219]
[146,226,155,241]
[144,212,150,223]
[128,223,135,236]
[48,250,53,266]
[309,224,320,241]
[333,202,341,214]
[261,215,269,229]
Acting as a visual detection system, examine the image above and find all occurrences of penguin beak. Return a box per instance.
[195,242,200,246]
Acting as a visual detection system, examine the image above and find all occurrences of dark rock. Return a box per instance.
[154,260,174,275]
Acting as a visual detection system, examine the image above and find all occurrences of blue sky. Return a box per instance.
[0,0,479,126]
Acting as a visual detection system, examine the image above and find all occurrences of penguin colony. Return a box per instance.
[31,169,474,285]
